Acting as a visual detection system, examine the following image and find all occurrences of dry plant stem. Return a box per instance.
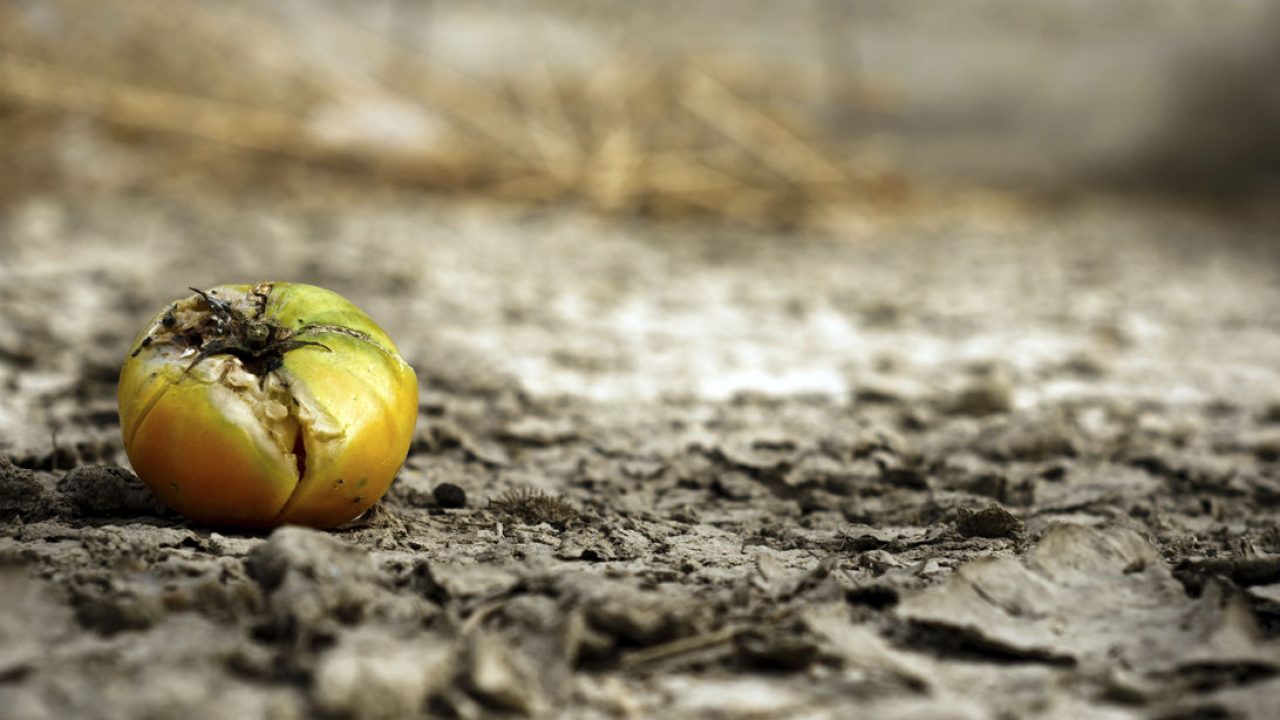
[271,0,551,168]
[518,62,586,182]
[618,626,740,670]
[642,153,760,196]
[0,54,308,155]
[1,0,873,227]
[459,598,509,637]
[191,0,547,173]
[62,0,347,105]
[180,0,407,107]
[0,53,470,187]
[680,67,847,188]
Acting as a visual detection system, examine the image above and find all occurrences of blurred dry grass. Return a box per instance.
[0,0,907,227]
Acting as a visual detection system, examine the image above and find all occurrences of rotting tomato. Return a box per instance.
[117,282,418,529]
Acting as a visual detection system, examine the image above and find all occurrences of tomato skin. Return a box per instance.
[118,283,418,529]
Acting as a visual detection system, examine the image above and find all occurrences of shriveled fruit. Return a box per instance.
[118,282,418,529]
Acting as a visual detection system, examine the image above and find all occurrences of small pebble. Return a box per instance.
[433,482,467,509]
[948,378,1013,417]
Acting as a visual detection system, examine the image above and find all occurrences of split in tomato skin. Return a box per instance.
[118,282,418,529]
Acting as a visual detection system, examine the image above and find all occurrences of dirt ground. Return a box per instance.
[2,188,1280,719]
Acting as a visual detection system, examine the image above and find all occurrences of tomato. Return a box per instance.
[117,282,418,529]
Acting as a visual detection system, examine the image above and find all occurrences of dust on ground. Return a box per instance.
[2,190,1280,719]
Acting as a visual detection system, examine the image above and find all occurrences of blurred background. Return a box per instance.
[1,0,1279,440]
[3,0,1279,221]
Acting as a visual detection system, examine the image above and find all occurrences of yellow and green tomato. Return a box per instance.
[118,282,418,529]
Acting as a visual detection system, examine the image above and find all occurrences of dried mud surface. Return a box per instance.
[2,192,1280,719]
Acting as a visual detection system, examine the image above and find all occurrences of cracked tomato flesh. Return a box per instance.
[117,282,418,529]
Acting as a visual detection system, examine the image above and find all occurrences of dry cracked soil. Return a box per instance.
[2,190,1280,719]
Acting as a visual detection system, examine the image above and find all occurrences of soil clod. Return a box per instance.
[955,503,1023,539]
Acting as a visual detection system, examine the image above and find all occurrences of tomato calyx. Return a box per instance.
[184,286,334,377]
[130,283,334,378]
